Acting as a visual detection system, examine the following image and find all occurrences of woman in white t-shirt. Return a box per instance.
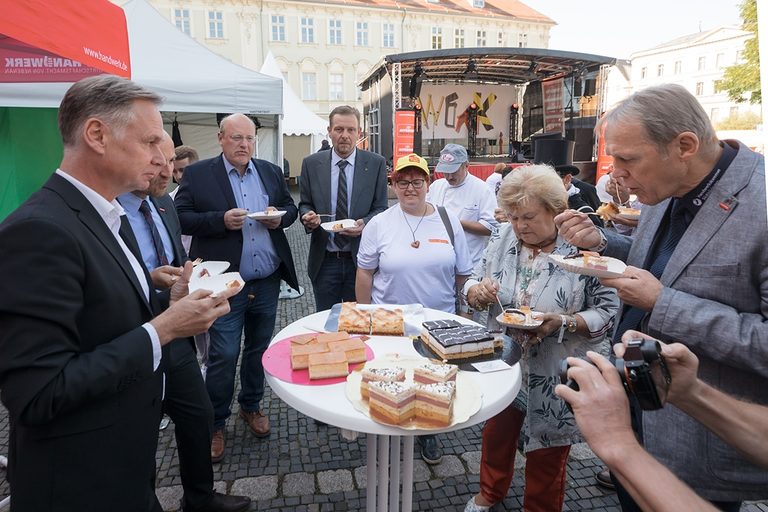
[355,153,473,465]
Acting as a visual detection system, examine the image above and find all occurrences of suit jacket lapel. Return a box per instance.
[213,156,238,210]
[626,199,668,268]
[349,150,368,216]
[151,195,186,266]
[317,151,333,216]
[46,175,153,315]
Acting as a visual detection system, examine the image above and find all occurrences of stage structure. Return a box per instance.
[358,48,617,181]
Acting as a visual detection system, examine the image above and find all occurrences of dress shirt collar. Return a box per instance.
[223,155,255,176]
[332,148,356,169]
[117,190,148,215]
[55,169,125,228]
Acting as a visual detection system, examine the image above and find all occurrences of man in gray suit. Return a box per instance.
[555,83,767,511]
[298,105,388,311]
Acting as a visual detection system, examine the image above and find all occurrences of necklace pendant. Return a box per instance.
[411,240,420,249]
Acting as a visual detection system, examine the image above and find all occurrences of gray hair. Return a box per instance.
[58,74,161,146]
[497,164,568,214]
[598,84,719,156]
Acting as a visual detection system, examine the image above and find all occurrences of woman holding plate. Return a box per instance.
[462,165,619,512]
[356,152,473,464]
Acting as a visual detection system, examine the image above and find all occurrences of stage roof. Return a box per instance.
[359,47,617,87]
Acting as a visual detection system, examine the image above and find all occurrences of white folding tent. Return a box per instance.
[0,0,284,162]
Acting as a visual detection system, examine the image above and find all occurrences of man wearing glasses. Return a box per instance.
[175,114,298,463]
[298,105,388,312]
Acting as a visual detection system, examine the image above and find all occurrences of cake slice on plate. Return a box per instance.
[367,381,417,425]
[360,366,406,400]
[416,381,456,426]
[338,302,371,334]
[413,362,458,384]
[328,338,367,364]
[371,308,405,335]
[308,351,349,380]
[291,342,329,370]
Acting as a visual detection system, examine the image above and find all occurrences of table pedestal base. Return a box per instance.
[366,434,415,512]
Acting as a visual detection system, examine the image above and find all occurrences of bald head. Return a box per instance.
[218,113,256,172]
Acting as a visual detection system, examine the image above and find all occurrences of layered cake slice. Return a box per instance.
[371,308,405,335]
[360,366,406,400]
[413,362,458,384]
[291,342,329,370]
[316,331,352,343]
[580,251,609,271]
[423,325,495,360]
[367,381,417,425]
[421,319,463,334]
[328,338,367,364]
[307,351,349,380]
[416,382,456,426]
[338,302,371,334]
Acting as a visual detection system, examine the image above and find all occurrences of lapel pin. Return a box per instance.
[158,207,166,213]
[718,196,738,211]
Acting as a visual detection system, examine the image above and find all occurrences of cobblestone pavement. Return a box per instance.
[1,188,766,511]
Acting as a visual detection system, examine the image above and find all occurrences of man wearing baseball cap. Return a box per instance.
[427,143,498,270]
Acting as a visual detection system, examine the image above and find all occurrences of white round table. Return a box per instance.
[265,309,521,512]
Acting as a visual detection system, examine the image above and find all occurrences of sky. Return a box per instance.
[520,0,744,59]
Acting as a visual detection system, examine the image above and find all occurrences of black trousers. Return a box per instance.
[163,339,215,508]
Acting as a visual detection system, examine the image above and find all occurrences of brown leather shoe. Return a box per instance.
[210,429,225,463]
[239,409,270,437]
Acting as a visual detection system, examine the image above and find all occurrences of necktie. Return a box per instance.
[335,160,350,251]
[614,199,686,342]
[138,199,169,268]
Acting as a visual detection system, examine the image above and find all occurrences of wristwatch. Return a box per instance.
[591,229,608,253]
[566,315,578,333]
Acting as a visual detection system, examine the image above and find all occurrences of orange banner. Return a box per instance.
[595,120,614,181]
[393,110,416,161]
[0,0,130,78]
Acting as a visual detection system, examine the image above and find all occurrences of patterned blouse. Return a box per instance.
[464,223,620,452]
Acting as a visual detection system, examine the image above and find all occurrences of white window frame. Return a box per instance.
[356,21,369,46]
[328,19,343,45]
[300,17,315,44]
[207,10,224,39]
[271,15,286,42]
[302,72,317,100]
[657,64,664,77]
[431,27,443,49]
[473,0,485,7]
[382,22,395,48]
[698,56,706,71]
[695,82,704,96]
[173,8,191,36]
[476,29,486,46]
[329,73,344,100]
[454,28,465,48]
[517,33,527,48]
[674,60,682,74]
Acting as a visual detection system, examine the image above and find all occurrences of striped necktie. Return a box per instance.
[138,199,169,268]
[335,160,350,251]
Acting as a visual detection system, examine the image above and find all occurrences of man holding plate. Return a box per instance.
[555,84,768,511]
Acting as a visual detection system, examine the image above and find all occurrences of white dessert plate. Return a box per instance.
[189,260,230,279]
[345,354,482,430]
[616,207,641,221]
[324,303,425,337]
[495,309,544,330]
[321,219,357,232]
[548,253,627,279]
[247,209,287,220]
[188,271,244,295]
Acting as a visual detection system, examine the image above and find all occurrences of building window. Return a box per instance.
[271,15,285,41]
[207,11,224,39]
[730,106,738,116]
[497,31,504,46]
[431,27,443,49]
[695,82,704,96]
[174,9,191,36]
[473,0,485,7]
[476,30,486,46]
[382,23,395,48]
[328,19,342,45]
[698,56,706,71]
[454,28,465,48]
[300,17,315,44]
[640,67,647,79]
[356,22,369,46]
[716,53,725,69]
[518,33,527,48]
[330,73,344,100]
[657,64,664,77]
[302,72,317,100]
[674,60,682,74]
[711,108,719,119]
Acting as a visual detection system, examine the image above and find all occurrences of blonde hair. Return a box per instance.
[493,162,506,174]
[498,164,568,214]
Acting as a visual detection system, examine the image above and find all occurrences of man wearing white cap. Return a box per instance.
[427,143,498,270]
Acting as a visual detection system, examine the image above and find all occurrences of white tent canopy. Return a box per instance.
[260,51,327,144]
[0,0,283,161]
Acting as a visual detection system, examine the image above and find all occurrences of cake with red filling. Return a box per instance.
[413,362,458,384]
[581,251,609,271]
[290,342,329,370]
[360,366,406,400]
[328,338,367,364]
[416,382,456,426]
[367,381,417,425]
[307,351,349,380]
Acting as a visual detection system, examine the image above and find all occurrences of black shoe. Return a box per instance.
[419,435,443,465]
[595,468,616,490]
[183,492,251,512]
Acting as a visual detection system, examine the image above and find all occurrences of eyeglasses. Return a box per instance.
[226,134,256,143]
[395,179,426,190]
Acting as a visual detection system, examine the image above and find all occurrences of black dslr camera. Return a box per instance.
[559,338,672,411]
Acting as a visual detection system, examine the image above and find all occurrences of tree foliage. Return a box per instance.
[716,0,760,104]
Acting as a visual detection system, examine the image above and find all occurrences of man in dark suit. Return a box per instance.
[118,134,250,512]
[298,105,388,311]
[0,75,235,511]
[175,113,298,463]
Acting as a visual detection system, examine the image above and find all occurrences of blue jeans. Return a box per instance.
[311,253,357,312]
[206,271,281,429]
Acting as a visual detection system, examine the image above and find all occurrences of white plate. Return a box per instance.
[247,209,287,220]
[324,303,425,336]
[345,354,482,430]
[548,253,627,279]
[321,219,357,232]
[616,208,641,221]
[188,271,244,295]
[495,310,544,330]
[190,260,230,280]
